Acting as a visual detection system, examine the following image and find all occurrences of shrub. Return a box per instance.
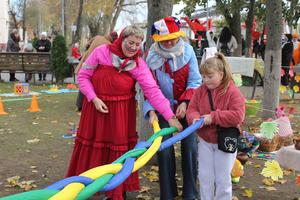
[51,35,69,83]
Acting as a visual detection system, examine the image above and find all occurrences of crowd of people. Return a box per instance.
[5,29,52,82]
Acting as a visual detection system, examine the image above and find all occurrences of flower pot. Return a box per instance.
[245,100,261,117]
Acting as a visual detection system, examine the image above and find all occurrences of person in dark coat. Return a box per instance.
[6,29,21,81]
[35,32,51,81]
[281,34,294,86]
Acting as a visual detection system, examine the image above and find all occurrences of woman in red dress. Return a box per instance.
[66,25,182,200]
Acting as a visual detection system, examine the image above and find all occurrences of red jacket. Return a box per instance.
[72,47,81,59]
[186,81,245,144]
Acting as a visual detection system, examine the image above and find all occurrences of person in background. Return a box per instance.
[71,42,81,59]
[35,32,51,81]
[237,131,260,164]
[259,40,266,60]
[66,25,182,200]
[208,31,217,47]
[241,36,246,56]
[74,32,118,111]
[217,27,238,56]
[281,34,294,86]
[252,40,260,58]
[144,16,201,200]
[24,41,35,82]
[6,29,21,82]
[292,33,299,50]
[186,53,245,200]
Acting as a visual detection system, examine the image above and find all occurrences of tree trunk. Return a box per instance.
[145,0,173,51]
[263,0,282,119]
[73,0,84,43]
[138,0,173,144]
[245,0,255,57]
[63,0,67,40]
[22,0,26,42]
[109,0,124,33]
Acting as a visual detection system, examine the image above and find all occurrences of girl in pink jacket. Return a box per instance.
[66,25,182,200]
[186,53,245,200]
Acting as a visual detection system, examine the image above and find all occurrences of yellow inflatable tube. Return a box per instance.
[50,121,161,200]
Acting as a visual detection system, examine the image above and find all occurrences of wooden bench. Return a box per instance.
[0,52,52,83]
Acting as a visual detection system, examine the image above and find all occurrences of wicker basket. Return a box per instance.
[258,135,280,152]
[278,135,294,147]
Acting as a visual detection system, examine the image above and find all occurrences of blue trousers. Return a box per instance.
[157,115,198,200]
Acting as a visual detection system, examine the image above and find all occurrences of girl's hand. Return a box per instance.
[149,110,158,124]
[176,102,187,119]
[202,114,212,126]
[168,117,183,132]
[92,97,108,113]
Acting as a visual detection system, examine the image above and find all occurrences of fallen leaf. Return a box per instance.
[50,120,58,123]
[264,186,277,191]
[261,160,283,181]
[6,176,21,187]
[31,170,38,173]
[52,154,58,159]
[275,179,287,184]
[27,138,40,144]
[283,169,294,176]
[254,164,261,168]
[242,188,253,198]
[262,178,274,186]
[43,132,52,135]
[246,161,253,166]
[136,194,152,200]
[32,122,39,125]
[150,166,158,172]
[296,175,300,186]
[30,166,37,169]
[142,171,159,182]
[139,186,151,193]
[232,195,239,200]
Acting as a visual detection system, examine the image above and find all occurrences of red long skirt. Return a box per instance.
[66,65,139,199]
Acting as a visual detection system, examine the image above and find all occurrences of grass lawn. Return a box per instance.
[0,82,300,199]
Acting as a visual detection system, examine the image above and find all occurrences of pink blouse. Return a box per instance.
[77,45,174,121]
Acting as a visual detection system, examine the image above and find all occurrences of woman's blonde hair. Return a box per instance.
[200,52,233,95]
[122,25,144,41]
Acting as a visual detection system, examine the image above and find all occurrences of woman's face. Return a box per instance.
[202,69,224,90]
[160,38,179,49]
[121,35,142,57]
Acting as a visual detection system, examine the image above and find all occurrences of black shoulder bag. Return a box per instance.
[207,90,240,153]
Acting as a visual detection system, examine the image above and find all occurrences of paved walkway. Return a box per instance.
[0,72,76,84]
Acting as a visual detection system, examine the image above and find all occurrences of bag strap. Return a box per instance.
[207,89,215,111]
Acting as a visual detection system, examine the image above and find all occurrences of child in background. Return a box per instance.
[186,53,245,200]
[237,131,260,163]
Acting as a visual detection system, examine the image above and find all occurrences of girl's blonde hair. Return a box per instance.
[200,52,233,95]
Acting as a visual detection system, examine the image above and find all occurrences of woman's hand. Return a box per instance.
[149,110,158,124]
[202,114,212,126]
[176,102,187,119]
[92,97,108,113]
[168,117,183,132]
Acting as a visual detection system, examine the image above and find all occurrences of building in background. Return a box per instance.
[0,0,10,51]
